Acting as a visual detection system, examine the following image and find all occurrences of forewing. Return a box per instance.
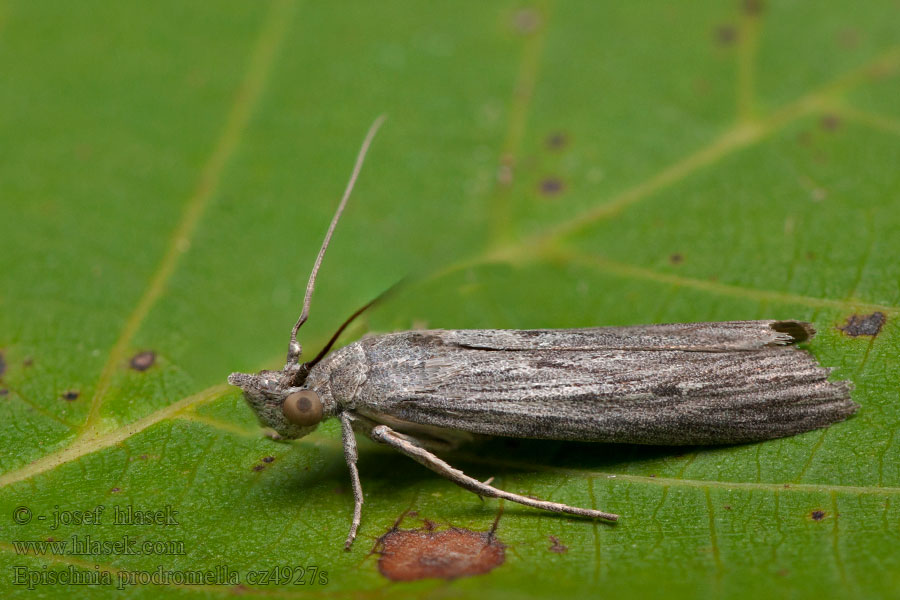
[353,323,856,445]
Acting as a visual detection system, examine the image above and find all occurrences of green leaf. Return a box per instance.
[1,1,898,598]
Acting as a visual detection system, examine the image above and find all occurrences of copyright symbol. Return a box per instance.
[13,506,31,525]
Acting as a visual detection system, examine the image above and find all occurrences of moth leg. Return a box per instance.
[340,412,364,550]
[368,424,618,522]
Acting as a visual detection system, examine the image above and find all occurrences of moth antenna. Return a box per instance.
[287,115,388,366]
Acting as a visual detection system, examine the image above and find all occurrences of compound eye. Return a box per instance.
[282,390,323,427]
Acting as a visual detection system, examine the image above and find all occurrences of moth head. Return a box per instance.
[227,370,324,440]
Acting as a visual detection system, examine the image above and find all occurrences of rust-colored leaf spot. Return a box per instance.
[743,0,764,15]
[545,132,569,150]
[820,114,841,131]
[838,312,886,337]
[539,178,565,196]
[548,535,568,554]
[23,357,33,367]
[810,510,826,521]
[511,8,542,35]
[377,527,505,581]
[62,390,80,401]
[252,464,265,472]
[262,456,275,463]
[715,25,737,46]
[129,351,156,371]
[669,253,683,265]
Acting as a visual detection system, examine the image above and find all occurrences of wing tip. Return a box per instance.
[770,320,816,345]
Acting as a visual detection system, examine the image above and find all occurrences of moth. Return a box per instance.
[228,116,857,549]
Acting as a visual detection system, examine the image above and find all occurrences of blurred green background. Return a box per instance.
[1,1,898,598]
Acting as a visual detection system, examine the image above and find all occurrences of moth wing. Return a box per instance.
[439,319,815,352]
[354,322,856,445]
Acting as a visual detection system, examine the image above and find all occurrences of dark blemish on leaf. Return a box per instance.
[376,527,505,581]
[110,487,121,493]
[715,25,738,46]
[0,351,6,377]
[262,456,275,463]
[62,390,79,401]
[548,535,568,554]
[252,464,265,472]
[784,484,791,488]
[423,519,437,531]
[0,389,8,396]
[407,510,418,518]
[820,114,841,131]
[129,351,156,371]
[723,505,732,510]
[838,312,886,337]
[806,251,816,260]
[138,454,148,460]
[810,510,826,521]
[23,357,33,367]
[777,568,790,577]
[539,178,565,196]
[649,474,656,478]
[511,8,542,35]
[652,384,682,397]
[669,253,683,265]
[743,0,764,15]
[545,132,569,150]
[837,28,860,50]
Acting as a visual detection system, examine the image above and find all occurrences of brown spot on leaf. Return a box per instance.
[0,388,7,396]
[129,351,156,371]
[548,535,568,554]
[62,390,79,401]
[539,178,565,196]
[0,351,6,377]
[810,510,826,521]
[23,357,33,367]
[262,456,275,463]
[252,464,265,472]
[377,527,505,581]
[110,487,121,493]
[669,253,683,265]
[837,28,860,50]
[743,0,764,15]
[715,25,738,45]
[820,114,841,131]
[838,312,886,337]
[723,505,732,510]
[407,511,418,518]
[545,132,569,150]
[511,8,542,35]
